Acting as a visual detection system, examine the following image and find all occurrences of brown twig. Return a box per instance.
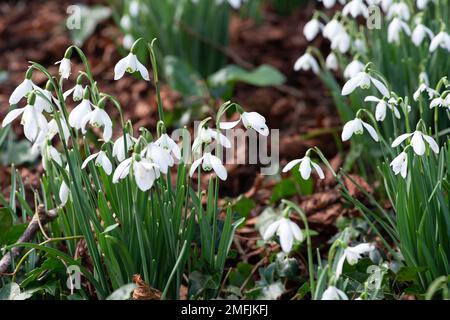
[0,204,58,275]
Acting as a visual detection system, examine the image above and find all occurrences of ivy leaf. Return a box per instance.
[208,64,286,87]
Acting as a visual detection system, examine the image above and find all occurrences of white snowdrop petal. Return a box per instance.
[311,161,325,179]
[411,132,426,155]
[282,159,302,173]
[278,219,294,253]
[391,133,412,147]
[423,134,439,154]
[362,122,379,142]
[2,108,26,127]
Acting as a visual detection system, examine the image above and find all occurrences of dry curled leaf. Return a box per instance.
[132,274,161,300]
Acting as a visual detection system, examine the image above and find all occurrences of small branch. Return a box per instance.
[0,205,58,275]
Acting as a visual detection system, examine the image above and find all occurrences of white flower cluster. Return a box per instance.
[2,47,269,202]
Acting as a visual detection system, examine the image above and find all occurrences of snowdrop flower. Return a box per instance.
[122,34,135,50]
[68,98,93,130]
[354,38,367,54]
[342,69,384,95]
[189,152,227,181]
[33,87,54,113]
[321,286,348,300]
[113,155,160,191]
[63,84,84,102]
[387,2,410,21]
[120,15,132,31]
[342,71,389,97]
[318,0,337,8]
[219,111,269,136]
[129,0,140,17]
[388,18,411,44]
[303,18,323,41]
[192,126,231,152]
[326,53,338,71]
[344,60,365,79]
[414,83,437,101]
[81,106,113,142]
[282,156,324,180]
[293,52,320,74]
[323,19,344,41]
[114,52,150,81]
[113,134,137,162]
[141,143,174,174]
[381,0,393,12]
[416,0,429,9]
[155,133,181,161]
[411,24,434,46]
[364,96,400,121]
[82,150,113,175]
[430,97,449,109]
[336,243,375,278]
[55,57,71,79]
[2,95,48,142]
[342,117,379,142]
[330,30,351,53]
[216,0,244,9]
[263,217,303,253]
[41,142,62,171]
[9,77,35,105]
[429,31,450,52]
[342,0,369,19]
[59,180,69,206]
[390,151,408,178]
[32,118,70,154]
[392,130,439,155]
